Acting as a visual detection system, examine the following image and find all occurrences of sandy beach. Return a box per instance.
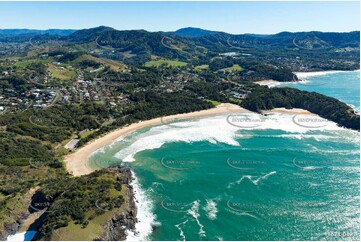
[64,103,249,176]
[64,103,321,176]
[254,79,284,87]
[260,107,317,115]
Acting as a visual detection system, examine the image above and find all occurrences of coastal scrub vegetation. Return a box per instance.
[241,86,360,130]
[0,26,359,240]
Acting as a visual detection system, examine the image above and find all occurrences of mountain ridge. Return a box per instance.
[1,26,359,37]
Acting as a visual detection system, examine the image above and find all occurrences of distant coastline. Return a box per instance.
[294,69,360,78]
[255,69,360,87]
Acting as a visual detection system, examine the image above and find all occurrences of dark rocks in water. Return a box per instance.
[151,221,162,232]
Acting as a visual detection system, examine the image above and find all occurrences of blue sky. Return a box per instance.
[0,1,359,34]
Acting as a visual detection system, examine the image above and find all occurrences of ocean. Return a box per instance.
[278,70,360,113]
[8,71,360,241]
[88,71,360,241]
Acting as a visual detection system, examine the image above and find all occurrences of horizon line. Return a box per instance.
[0,26,360,35]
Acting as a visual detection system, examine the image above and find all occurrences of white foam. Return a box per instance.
[204,199,218,220]
[6,232,26,242]
[126,171,156,241]
[116,116,241,162]
[175,219,189,241]
[187,200,206,238]
[6,231,37,242]
[114,113,348,162]
[294,70,348,79]
[229,171,277,187]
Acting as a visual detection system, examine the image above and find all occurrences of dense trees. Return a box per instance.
[242,86,360,130]
[209,56,234,71]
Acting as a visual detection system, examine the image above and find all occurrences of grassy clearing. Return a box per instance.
[48,64,76,81]
[205,99,221,107]
[229,97,242,104]
[220,64,244,72]
[79,129,97,139]
[194,64,209,70]
[144,59,187,67]
[77,55,127,72]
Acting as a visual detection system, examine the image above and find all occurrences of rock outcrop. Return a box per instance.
[95,167,138,241]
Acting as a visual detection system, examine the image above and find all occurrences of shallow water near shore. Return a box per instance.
[89,114,359,240]
[9,71,358,241]
[88,70,360,240]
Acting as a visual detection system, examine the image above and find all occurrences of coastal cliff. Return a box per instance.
[0,187,38,240]
[95,168,138,241]
[22,166,139,241]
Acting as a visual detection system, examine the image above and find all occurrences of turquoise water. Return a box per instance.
[130,130,359,241]
[279,71,360,112]
[6,231,36,241]
[89,71,360,241]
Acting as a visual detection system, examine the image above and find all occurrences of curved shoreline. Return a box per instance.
[64,103,318,176]
[64,103,251,176]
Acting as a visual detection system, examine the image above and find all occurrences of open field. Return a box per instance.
[195,64,209,70]
[219,64,243,72]
[77,54,127,72]
[48,64,76,80]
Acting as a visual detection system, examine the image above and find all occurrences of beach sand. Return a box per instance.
[64,103,319,176]
[64,103,249,176]
[254,79,284,87]
[261,107,317,115]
